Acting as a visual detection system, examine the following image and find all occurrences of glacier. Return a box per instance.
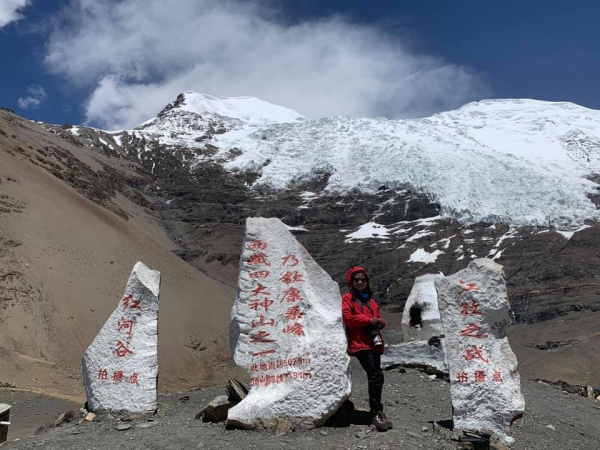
[112,94,600,229]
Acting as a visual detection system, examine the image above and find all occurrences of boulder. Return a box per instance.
[435,259,525,446]
[196,396,233,423]
[228,217,351,429]
[82,261,160,413]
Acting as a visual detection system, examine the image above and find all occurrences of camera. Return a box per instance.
[364,325,383,347]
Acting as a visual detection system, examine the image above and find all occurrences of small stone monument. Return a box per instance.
[435,259,525,446]
[402,274,444,341]
[382,274,447,374]
[82,261,160,413]
[228,218,351,429]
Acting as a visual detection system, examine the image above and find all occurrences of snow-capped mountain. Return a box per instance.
[61,93,600,229]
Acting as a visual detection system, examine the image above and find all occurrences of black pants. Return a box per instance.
[355,350,384,414]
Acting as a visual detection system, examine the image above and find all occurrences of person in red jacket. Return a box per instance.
[342,266,393,431]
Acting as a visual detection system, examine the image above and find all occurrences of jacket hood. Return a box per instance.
[345,266,370,291]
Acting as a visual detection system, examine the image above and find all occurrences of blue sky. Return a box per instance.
[1,0,598,130]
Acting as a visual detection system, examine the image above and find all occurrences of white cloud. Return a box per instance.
[17,85,47,109]
[44,0,491,130]
[0,0,31,28]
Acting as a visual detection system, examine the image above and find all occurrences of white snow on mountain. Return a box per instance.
[110,94,600,229]
[176,93,305,124]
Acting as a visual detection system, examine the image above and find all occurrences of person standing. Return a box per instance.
[341,266,393,431]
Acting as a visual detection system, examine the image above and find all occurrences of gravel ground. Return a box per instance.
[2,360,599,450]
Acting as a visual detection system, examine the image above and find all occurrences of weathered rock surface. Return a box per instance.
[228,217,351,429]
[82,261,160,413]
[435,259,525,446]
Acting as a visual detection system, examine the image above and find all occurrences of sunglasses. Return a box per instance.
[352,277,367,283]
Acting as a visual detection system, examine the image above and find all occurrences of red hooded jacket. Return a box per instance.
[341,266,386,355]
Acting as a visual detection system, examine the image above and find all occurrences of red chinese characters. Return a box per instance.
[114,340,134,358]
[282,254,299,267]
[285,306,305,321]
[474,370,486,382]
[458,280,479,295]
[492,370,503,382]
[243,237,310,371]
[282,322,305,337]
[249,270,271,279]
[251,284,270,297]
[249,298,274,313]
[251,315,275,328]
[456,371,468,383]
[280,271,304,285]
[117,317,134,335]
[459,322,488,339]
[128,373,139,385]
[460,300,485,317]
[113,370,124,383]
[96,369,140,387]
[122,294,141,310]
[250,330,277,344]
[281,287,303,303]
[247,252,271,266]
[464,345,490,364]
[247,239,268,251]
[251,372,312,387]
[252,349,276,357]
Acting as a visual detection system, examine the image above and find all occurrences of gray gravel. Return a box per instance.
[2,360,599,450]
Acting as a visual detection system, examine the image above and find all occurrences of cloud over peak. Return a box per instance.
[44,0,491,130]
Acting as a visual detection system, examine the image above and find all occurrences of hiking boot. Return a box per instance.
[372,410,393,431]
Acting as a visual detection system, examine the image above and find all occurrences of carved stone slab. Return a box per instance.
[228,218,351,429]
[82,261,160,413]
[435,259,525,446]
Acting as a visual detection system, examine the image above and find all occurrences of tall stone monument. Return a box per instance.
[82,261,160,413]
[228,218,351,429]
[435,259,525,446]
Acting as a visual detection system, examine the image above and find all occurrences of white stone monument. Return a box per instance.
[228,218,351,429]
[435,259,525,446]
[382,274,448,374]
[402,273,444,341]
[82,261,160,413]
